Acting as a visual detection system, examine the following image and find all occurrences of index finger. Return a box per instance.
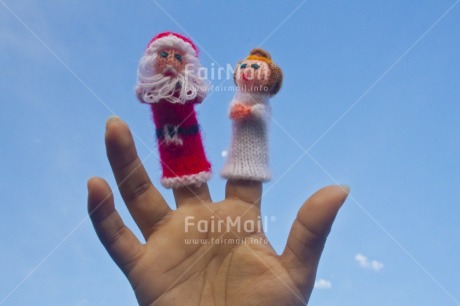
[105,116,171,239]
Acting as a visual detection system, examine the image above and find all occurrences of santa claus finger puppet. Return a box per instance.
[136,32,212,188]
[221,48,283,182]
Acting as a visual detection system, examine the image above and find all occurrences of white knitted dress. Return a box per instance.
[221,91,271,181]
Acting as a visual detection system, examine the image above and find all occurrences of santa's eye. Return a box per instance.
[160,51,168,58]
[240,63,247,69]
[174,53,183,62]
[251,63,260,69]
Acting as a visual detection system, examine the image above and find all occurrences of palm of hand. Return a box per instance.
[87,117,348,306]
[131,200,304,306]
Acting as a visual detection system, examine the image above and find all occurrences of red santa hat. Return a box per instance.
[146,32,198,57]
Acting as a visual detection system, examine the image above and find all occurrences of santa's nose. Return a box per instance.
[163,65,177,76]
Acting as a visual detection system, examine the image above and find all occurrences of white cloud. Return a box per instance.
[371,260,384,271]
[314,278,332,289]
[221,150,228,157]
[355,253,384,271]
[355,253,368,266]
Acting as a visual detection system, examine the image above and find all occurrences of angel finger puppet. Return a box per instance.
[221,48,283,181]
[135,32,211,188]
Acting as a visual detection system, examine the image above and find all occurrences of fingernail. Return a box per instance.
[106,115,120,125]
[340,184,351,194]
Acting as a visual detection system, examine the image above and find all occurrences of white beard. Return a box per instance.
[136,54,209,104]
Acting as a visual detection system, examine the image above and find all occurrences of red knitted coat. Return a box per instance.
[151,97,211,188]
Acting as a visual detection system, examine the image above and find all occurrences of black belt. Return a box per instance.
[156,124,200,140]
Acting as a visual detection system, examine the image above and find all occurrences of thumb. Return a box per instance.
[280,185,349,294]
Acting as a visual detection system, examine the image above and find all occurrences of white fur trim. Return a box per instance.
[147,35,197,57]
[161,171,211,188]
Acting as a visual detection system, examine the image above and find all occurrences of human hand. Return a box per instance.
[229,102,252,120]
[87,117,349,306]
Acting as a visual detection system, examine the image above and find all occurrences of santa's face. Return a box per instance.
[136,46,208,104]
[154,48,186,77]
[235,60,271,92]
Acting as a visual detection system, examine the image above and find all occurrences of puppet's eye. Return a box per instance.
[240,63,247,69]
[251,63,260,69]
[160,51,168,58]
[174,53,182,62]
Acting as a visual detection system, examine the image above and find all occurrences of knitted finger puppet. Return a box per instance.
[221,48,283,181]
[136,32,211,188]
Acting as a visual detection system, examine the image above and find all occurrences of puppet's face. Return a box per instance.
[235,60,271,92]
[154,48,186,77]
[137,46,208,104]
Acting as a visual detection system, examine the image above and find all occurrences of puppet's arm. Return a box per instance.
[250,103,267,119]
[229,101,252,120]
[229,102,267,120]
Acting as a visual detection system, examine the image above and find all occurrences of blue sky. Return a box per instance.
[1,0,459,305]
